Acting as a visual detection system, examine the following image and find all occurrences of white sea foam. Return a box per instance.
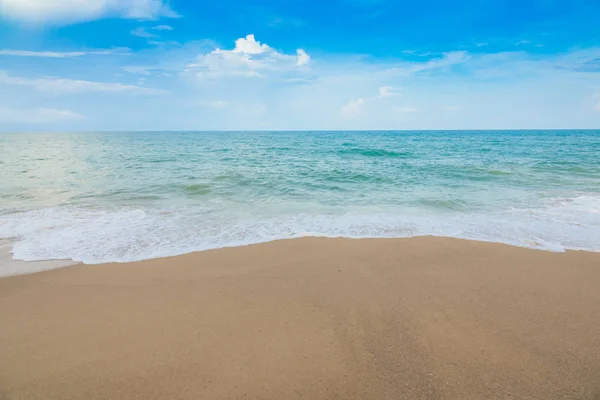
[1,194,599,276]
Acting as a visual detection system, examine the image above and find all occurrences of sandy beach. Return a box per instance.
[1,237,600,400]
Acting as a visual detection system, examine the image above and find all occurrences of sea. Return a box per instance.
[1,130,599,274]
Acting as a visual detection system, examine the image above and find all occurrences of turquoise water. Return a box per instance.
[1,131,600,273]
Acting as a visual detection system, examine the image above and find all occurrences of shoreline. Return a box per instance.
[1,236,600,399]
[0,238,79,277]
[1,234,599,278]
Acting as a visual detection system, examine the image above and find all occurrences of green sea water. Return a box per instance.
[1,130,599,274]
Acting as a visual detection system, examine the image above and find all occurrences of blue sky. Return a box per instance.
[0,0,599,130]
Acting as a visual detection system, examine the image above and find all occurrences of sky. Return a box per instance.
[0,0,599,131]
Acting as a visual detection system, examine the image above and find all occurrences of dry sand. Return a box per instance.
[1,237,600,400]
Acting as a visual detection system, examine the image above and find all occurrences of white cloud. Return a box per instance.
[122,64,174,78]
[132,28,157,39]
[380,51,470,78]
[153,24,173,30]
[233,34,271,55]
[378,86,400,98]
[0,48,130,58]
[122,66,152,75]
[131,24,174,38]
[0,71,164,94]
[341,86,401,117]
[410,51,470,73]
[0,0,179,24]
[2,43,599,130]
[187,34,310,79]
[516,40,532,46]
[0,107,85,123]
[341,98,365,118]
[296,49,310,66]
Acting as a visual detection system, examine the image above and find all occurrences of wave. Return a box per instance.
[1,194,599,276]
[182,184,212,196]
[487,170,512,176]
[336,148,412,158]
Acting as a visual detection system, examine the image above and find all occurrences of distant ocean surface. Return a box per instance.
[1,131,600,273]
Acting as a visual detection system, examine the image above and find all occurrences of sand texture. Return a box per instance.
[1,237,600,400]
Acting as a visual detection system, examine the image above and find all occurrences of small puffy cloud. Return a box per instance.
[187,34,310,79]
[341,98,365,118]
[378,86,400,98]
[131,24,174,38]
[0,71,164,94]
[0,0,179,25]
[0,107,85,124]
[296,49,310,66]
[0,48,130,58]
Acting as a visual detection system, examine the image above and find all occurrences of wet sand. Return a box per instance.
[0,239,77,277]
[1,237,599,400]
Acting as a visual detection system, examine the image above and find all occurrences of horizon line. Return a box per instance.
[1,128,600,134]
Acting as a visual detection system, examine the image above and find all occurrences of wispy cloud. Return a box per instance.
[0,0,180,25]
[381,51,470,77]
[131,25,174,39]
[554,48,600,72]
[378,86,400,98]
[342,86,402,118]
[0,72,165,94]
[515,39,532,46]
[0,48,130,58]
[268,16,305,28]
[199,100,230,109]
[341,98,365,117]
[410,51,470,72]
[122,66,152,76]
[2,35,599,130]
[0,107,85,123]
[398,106,418,113]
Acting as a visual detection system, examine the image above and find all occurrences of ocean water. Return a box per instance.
[1,130,600,274]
